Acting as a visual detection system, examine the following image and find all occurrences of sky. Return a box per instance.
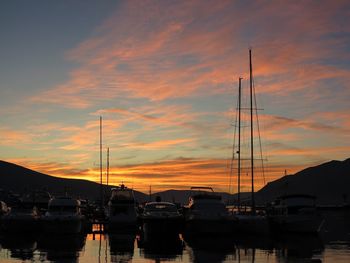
[1,0,350,193]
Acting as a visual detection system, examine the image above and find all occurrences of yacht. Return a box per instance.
[267,194,324,234]
[140,201,183,238]
[1,197,40,233]
[106,184,138,233]
[183,187,235,235]
[42,196,84,234]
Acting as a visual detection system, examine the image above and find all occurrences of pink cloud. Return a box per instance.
[30,0,348,110]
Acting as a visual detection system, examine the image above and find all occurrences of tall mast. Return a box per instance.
[100,116,103,208]
[249,48,255,214]
[238,77,242,212]
[107,147,110,187]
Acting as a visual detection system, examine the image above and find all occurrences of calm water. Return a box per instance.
[0,211,349,263]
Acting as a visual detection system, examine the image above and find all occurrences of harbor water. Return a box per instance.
[0,210,349,263]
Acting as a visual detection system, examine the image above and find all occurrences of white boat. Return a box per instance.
[106,184,138,233]
[184,187,235,235]
[141,202,183,238]
[267,194,324,234]
[42,196,83,234]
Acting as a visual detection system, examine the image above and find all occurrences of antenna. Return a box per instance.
[149,185,152,202]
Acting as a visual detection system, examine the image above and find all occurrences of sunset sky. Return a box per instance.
[1,0,350,193]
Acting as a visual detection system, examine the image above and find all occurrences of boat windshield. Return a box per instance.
[144,203,177,212]
[191,202,226,211]
[111,189,134,201]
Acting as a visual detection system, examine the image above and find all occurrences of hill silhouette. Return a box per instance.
[1,158,349,205]
[0,160,147,201]
[256,158,350,205]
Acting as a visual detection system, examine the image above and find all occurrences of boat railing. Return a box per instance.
[190,186,214,192]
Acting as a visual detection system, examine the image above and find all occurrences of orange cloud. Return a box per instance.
[6,153,347,195]
[28,0,350,113]
[0,127,33,146]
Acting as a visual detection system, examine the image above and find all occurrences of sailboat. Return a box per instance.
[231,49,269,235]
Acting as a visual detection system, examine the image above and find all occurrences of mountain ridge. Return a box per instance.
[1,158,349,205]
[0,160,148,201]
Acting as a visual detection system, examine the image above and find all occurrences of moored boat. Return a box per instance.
[183,187,235,235]
[106,184,138,233]
[267,194,324,234]
[42,196,84,234]
[141,201,183,238]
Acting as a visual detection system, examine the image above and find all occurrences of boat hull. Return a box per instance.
[1,215,40,233]
[42,216,83,234]
[142,216,183,238]
[185,218,234,235]
[235,214,270,235]
[269,214,324,234]
[107,216,138,233]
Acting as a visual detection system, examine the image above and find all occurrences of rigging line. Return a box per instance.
[228,79,240,194]
[249,48,255,214]
[252,77,266,186]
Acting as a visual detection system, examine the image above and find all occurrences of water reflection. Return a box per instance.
[0,210,349,262]
[273,234,324,262]
[37,233,86,263]
[185,235,236,263]
[109,233,135,263]
[0,233,37,260]
[138,234,184,262]
[183,233,325,263]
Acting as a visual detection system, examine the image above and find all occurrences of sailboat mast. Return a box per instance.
[249,48,255,214]
[238,77,242,212]
[100,116,103,208]
[107,147,109,187]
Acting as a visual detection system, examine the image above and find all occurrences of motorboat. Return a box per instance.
[183,187,235,235]
[140,201,183,238]
[1,197,40,233]
[42,196,84,234]
[267,194,324,234]
[106,184,138,233]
